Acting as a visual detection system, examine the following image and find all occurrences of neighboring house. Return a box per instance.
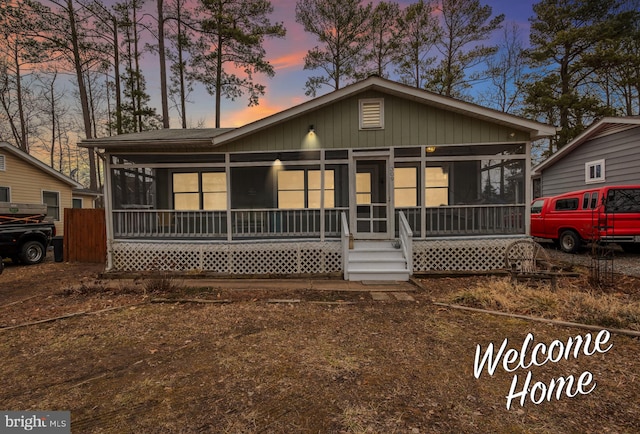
[81,77,555,280]
[533,117,640,198]
[73,188,102,209]
[0,142,85,235]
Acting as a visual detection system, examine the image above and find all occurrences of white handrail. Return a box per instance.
[341,212,350,280]
[398,211,413,276]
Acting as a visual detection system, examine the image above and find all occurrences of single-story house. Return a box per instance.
[533,116,640,198]
[0,141,92,235]
[81,77,556,280]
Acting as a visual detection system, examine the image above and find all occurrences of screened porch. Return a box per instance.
[107,144,528,241]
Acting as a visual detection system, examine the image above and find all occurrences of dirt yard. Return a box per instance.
[1,255,639,433]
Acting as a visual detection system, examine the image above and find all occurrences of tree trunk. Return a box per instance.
[157,0,169,128]
[177,0,187,128]
[66,0,97,190]
[13,42,28,152]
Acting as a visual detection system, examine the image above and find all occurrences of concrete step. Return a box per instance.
[348,250,405,261]
[346,239,409,281]
[348,269,410,282]
[353,239,399,246]
[348,259,407,271]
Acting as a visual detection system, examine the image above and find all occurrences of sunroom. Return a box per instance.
[85,77,555,279]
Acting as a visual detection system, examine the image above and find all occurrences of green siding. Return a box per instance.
[214,90,530,153]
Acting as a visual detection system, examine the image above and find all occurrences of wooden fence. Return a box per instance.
[63,208,106,263]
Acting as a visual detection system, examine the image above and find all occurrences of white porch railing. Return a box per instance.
[425,204,524,236]
[341,212,350,280]
[398,211,413,276]
[113,208,348,240]
[113,204,524,240]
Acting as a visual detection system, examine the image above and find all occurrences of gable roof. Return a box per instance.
[533,116,640,175]
[81,76,556,151]
[212,77,556,146]
[0,142,84,189]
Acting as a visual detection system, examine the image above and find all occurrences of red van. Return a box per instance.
[530,185,640,253]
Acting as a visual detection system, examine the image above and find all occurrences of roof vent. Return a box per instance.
[359,99,384,129]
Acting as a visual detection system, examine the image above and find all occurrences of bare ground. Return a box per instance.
[1,255,639,433]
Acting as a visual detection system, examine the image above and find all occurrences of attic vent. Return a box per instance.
[0,155,5,171]
[359,98,384,129]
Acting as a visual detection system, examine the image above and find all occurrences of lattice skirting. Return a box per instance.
[110,240,343,275]
[413,238,527,272]
[110,237,525,276]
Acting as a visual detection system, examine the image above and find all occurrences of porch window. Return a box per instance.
[394,167,417,207]
[277,169,334,209]
[0,186,9,202]
[173,171,226,210]
[425,165,449,206]
[356,172,372,204]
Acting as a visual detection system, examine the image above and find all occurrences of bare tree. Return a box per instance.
[190,0,286,127]
[393,0,440,89]
[428,0,504,98]
[359,1,401,79]
[478,22,525,113]
[0,0,48,152]
[295,0,371,96]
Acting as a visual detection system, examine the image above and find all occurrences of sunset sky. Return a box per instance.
[138,0,538,129]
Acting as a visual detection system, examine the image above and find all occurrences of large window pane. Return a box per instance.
[173,173,198,193]
[425,166,449,206]
[173,171,228,210]
[277,169,335,209]
[394,167,417,207]
[203,192,227,210]
[174,193,200,210]
[202,172,227,210]
[43,191,60,220]
[278,170,305,208]
[356,173,371,205]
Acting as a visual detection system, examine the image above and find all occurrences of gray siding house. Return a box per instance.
[81,77,555,280]
[533,117,640,198]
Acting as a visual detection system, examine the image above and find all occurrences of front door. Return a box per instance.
[353,159,391,239]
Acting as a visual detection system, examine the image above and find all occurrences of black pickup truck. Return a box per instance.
[0,203,56,274]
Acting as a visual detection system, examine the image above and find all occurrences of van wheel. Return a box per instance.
[559,230,580,253]
[19,241,46,265]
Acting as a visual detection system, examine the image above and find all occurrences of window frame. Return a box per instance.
[42,190,60,220]
[585,159,605,184]
[172,170,227,211]
[0,186,10,202]
[277,168,335,209]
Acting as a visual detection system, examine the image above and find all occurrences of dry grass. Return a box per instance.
[2,263,640,432]
[448,277,640,331]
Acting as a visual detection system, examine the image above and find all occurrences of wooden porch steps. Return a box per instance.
[347,240,410,282]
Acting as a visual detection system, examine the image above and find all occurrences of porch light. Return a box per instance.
[426,146,437,153]
[308,124,315,134]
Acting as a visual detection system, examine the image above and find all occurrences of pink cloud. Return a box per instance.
[222,100,288,127]
[271,51,306,70]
